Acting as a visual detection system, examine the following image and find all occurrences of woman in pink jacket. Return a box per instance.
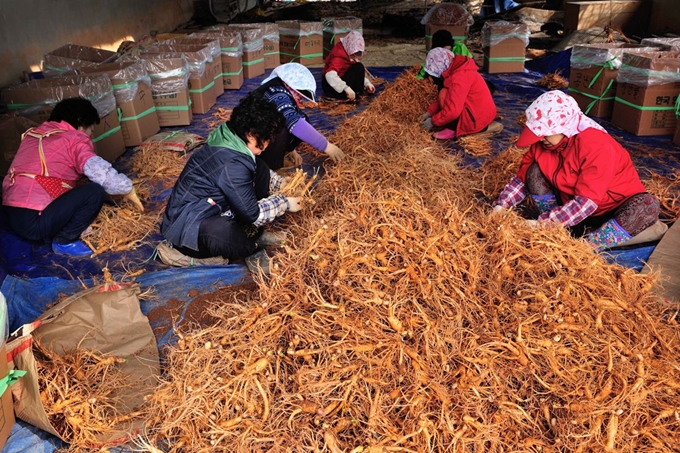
[2,97,141,257]
[493,91,665,249]
[419,47,502,140]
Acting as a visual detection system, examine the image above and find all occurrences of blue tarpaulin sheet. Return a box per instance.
[1,59,677,452]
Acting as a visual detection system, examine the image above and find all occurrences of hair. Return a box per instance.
[432,29,453,49]
[229,91,284,149]
[48,97,100,129]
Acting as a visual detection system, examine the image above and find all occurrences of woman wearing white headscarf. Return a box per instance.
[493,91,665,249]
[322,31,375,100]
[255,63,345,170]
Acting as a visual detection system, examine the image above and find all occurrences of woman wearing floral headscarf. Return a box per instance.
[254,63,345,170]
[493,91,666,249]
[419,47,501,140]
[322,31,375,100]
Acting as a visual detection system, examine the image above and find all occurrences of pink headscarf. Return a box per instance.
[424,47,455,78]
[517,91,606,146]
[341,31,365,57]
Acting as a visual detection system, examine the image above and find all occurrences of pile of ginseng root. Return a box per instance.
[141,69,680,453]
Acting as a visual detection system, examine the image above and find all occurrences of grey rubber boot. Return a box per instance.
[245,250,271,275]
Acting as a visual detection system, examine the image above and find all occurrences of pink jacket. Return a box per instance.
[2,121,96,211]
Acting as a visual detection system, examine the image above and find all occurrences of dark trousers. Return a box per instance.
[259,125,302,171]
[4,183,106,244]
[175,159,271,260]
[322,63,366,99]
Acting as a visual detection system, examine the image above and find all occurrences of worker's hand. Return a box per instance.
[490,205,506,216]
[421,117,434,132]
[125,187,144,213]
[526,219,540,229]
[324,142,345,163]
[286,196,304,213]
[286,150,303,167]
[365,82,376,94]
[419,112,431,124]
[344,87,356,101]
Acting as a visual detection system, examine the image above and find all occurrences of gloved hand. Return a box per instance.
[125,187,144,213]
[365,82,375,94]
[344,87,356,101]
[286,196,304,213]
[286,150,303,167]
[421,117,434,132]
[324,142,345,163]
[419,112,431,123]
[526,219,539,229]
[491,205,506,216]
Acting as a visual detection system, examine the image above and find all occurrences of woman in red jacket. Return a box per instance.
[322,31,375,101]
[493,90,665,249]
[420,47,502,140]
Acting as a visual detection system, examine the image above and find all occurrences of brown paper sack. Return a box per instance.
[6,283,160,446]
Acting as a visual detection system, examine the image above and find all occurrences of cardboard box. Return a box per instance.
[611,51,680,136]
[262,23,280,69]
[2,75,125,162]
[168,37,224,99]
[481,21,529,74]
[425,23,469,51]
[322,17,362,58]
[213,25,265,79]
[0,343,16,450]
[674,119,680,146]
[43,43,118,76]
[144,44,217,114]
[640,37,680,51]
[564,1,650,36]
[277,20,323,66]
[568,44,662,118]
[143,57,192,127]
[0,115,39,178]
[76,61,160,147]
[189,32,244,90]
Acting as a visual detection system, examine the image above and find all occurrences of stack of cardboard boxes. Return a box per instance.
[143,57,192,127]
[213,25,265,79]
[611,51,680,136]
[262,23,281,69]
[76,61,160,147]
[568,44,662,118]
[481,21,530,74]
[321,17,362,58]
[190,31,244,90]
[277,20,323,66]
[166,37,225,100]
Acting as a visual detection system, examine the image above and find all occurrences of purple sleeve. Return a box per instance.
[290,118,328,152]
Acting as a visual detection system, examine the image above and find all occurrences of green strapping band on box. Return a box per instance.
[280,52,323,61]
[587,57,617,89]
[569,79,616,115]
[120,105,157,122]
[426,35,467,41]
[676,95,680,117]
[189,81,215,93]
[93,107,122,143]
[112,81,138,91]
[484,55,525,62]
[0,370,27,396]
[155,102,192,111]
[222,68,244,77]
[242,58,265,66]
[43,65,69,73]
[264,51,279,56]
[614,96,677,111]
[6,101,54,110]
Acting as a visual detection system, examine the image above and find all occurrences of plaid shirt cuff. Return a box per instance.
[269,170,285,193]
[496,176,527,208]
[254,194,288,227]
[539,196,597,227]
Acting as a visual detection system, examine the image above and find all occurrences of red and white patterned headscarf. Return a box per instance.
[424,47,455,78]
[341,31,365,57]
[517,91,606,146]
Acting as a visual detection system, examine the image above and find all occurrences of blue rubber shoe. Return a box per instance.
[52,240,93,257]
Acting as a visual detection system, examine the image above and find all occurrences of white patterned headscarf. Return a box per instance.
[525,91,606,138]
[424,47,455,78]
[261,63,317,102]
[341,31,365,56]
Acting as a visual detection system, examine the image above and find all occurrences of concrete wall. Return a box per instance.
[649,0,680,36]
[0,0,194,88]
